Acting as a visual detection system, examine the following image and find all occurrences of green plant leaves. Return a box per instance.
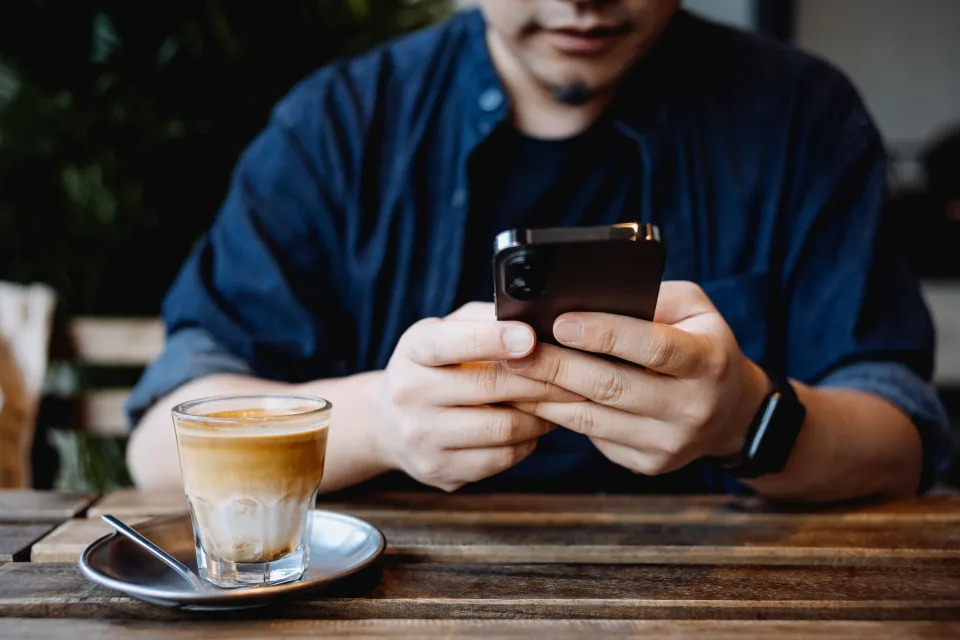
[91,12,122,63]
[0,0,451,314]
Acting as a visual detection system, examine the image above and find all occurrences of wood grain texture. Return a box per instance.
[87,490,186,518]
[371,520,960,566]
[0,490,95,522]
[2,562,959,621]
[2,618,958,639]
[31,517,151,563]
[31,515,960,567]
[91,491,960,525]
[0,523,54,564]
[322,492,960,525]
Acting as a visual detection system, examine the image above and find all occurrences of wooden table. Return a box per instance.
[2,490,960,638]
[0,490,95,565]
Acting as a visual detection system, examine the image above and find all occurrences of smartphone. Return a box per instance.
[493,222,665,344]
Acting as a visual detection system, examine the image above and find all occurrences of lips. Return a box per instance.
[540,24,631,55]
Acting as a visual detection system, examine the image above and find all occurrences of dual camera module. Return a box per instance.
[502,249,547,301]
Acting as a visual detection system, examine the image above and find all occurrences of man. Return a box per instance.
[127,0,950,500]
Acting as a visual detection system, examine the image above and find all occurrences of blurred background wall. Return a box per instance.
[684,0,960,192]
[796,0,960,156]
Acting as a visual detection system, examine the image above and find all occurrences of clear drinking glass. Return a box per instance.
[171,395,331,588]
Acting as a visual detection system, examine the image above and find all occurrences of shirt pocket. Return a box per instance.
[698,270,772,365]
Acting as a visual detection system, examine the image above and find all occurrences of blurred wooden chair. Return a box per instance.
[0,282,56,488]
[48,317,164,491]
[68,317,165,434]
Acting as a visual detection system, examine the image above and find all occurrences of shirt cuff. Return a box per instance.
[817,360,953,493]
[124,327,255,427]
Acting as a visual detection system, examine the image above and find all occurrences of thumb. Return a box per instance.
[653,281,717,326]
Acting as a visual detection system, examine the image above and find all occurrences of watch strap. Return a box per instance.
[722,369,806,479]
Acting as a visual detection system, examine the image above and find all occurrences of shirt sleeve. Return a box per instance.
[124,327,255,427]
[160,69,352,385]
[817,361,952,492]
[777,64,950,489]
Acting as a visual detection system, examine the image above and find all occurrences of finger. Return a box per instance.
[402,318,536,366]
[653,281,717,325]
[445,439,539,483]
[511,399,665,447]
[511,401,699,474]
[552,311,711,377]
[421,361,584,406]
[589,437,685,476]
[506,343,674,415]
[446,302,496,322]
[433,406,555,449]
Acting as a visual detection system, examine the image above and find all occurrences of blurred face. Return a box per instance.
[480,0,679,100]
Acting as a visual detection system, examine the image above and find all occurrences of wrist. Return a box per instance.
[716,358,772,458]
[365,369,407,473]
[296,371,396,476]
[352,370,397,473]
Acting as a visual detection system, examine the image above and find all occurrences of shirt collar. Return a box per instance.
[458,9,510,140]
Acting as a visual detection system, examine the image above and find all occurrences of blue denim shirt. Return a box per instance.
[129,9,951,491]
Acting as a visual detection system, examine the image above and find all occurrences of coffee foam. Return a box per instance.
[174,407,329,438]
[174,421,328,438]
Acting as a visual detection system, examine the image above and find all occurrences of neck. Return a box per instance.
[487,29,616,139]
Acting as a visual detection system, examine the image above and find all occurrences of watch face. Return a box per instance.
[727,378,805,479]
[745,392,781,459]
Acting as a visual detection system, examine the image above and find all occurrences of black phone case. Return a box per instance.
[493,224,665,344]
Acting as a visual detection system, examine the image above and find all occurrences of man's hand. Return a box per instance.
[375,302,582,491]
[507,282,771,476]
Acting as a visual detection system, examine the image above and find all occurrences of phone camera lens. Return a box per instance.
[504,250,545,301]
[507,277,536,300]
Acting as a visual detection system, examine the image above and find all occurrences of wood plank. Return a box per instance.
[87,490,187,519]
[0,523,54,564]
[2,562,959,621]
[82,390,130,434]
[1,618,958,639]
[31,517,151,563]
[372,520,960,566]
[0,490,96,523]
[36,514,960,567]
[69,318,164,367]
[90,491,960,525]
[321,492,960,525]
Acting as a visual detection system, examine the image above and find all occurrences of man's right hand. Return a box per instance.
[375,302,582,491]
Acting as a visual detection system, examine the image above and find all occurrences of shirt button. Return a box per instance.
[478,88,503,112]
[451,188,467,208]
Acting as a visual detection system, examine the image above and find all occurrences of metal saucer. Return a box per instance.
[79,509,385,610]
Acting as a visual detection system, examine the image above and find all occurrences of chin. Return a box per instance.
[531,54,630,95]
[545,71,616,96]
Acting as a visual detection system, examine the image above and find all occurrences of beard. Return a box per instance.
[551,82,597,106]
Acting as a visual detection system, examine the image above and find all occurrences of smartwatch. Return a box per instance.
[721,369,806,479]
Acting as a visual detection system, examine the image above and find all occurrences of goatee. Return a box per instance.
[551,82,595,106]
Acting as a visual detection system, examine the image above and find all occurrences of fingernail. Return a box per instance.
[506,356,532,370]
[554,320,582,343]
[503,326,535,355]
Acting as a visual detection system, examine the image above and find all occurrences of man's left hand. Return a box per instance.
[507,281,772,476]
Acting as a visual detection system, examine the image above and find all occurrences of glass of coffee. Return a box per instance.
[171,395,331,588]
